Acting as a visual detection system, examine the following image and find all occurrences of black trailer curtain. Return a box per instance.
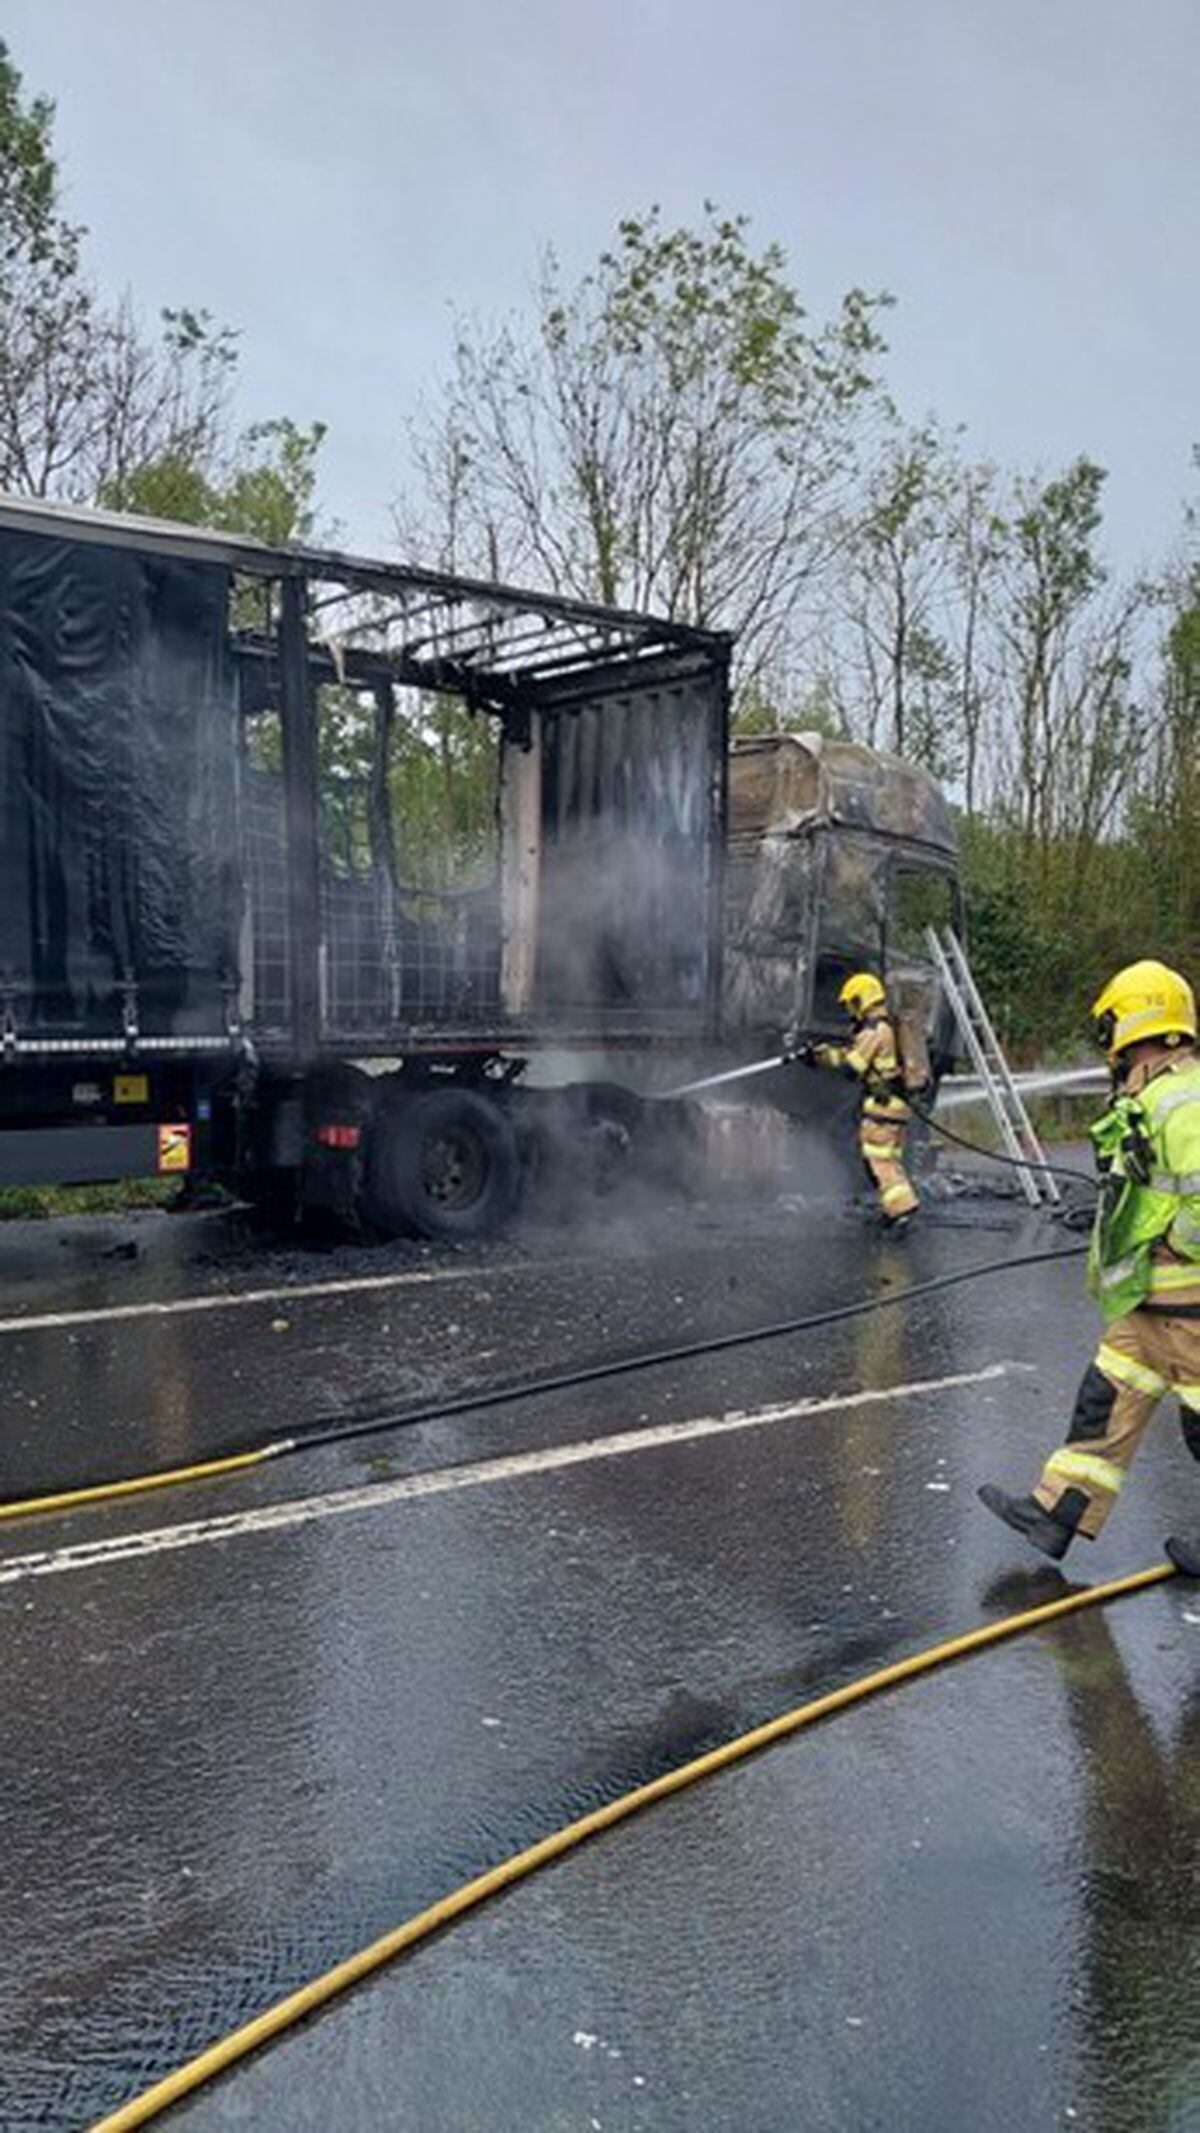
[534,670,721,1021]
[0,529,239,1037]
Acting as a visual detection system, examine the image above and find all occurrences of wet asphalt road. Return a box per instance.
[1,1184,1197,2132]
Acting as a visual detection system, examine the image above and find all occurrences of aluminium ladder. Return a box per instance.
[925,925,1061,1208]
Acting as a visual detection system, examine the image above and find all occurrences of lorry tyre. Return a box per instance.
[365,1086,520,1240]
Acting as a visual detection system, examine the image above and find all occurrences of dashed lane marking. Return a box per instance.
[0,1361,1019,1587]
[0,1263,483,1340]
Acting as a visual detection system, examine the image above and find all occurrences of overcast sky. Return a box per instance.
[7,0,1197,574]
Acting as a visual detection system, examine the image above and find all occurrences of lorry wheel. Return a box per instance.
[365,1087,520,1240]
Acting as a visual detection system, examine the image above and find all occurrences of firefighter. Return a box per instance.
[790,972,919,1229]
[979,958,1200,1572]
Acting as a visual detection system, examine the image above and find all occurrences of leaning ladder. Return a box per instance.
[924,925,1061,1208]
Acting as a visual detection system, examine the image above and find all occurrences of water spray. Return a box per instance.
[660,1049,1097,1201]
[660,1054,789,1099]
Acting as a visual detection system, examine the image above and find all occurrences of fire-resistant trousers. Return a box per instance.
[859,1112,919,1222]
[1033,1307,1200,1538]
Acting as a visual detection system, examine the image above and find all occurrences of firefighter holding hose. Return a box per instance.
[789,972,919,1231]
[979,959,1200,1574]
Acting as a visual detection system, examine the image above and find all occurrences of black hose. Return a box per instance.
[0,1237,1089,1513]
[291,1240,1087,1457]
[782,1051,1097,1194]
[909,1097,1098,1194]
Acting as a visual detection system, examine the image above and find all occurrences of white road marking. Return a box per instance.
[0,1362,1018,1588]
[0,1263,483,1340]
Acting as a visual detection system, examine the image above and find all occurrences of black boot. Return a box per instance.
[1165,1535,1200,1577]
[977,1484,1073,1562]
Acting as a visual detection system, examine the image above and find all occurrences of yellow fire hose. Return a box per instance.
[91,1558,1175,2131]
[0,1443,290,1523]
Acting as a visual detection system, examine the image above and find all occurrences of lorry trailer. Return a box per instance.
[0,497,960,1234]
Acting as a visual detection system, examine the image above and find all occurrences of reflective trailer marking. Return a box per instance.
[0,1362,1022,1587]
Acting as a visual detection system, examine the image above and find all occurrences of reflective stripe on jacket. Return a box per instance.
[1087,1054,1200,1323]
[816,1014,908,1121]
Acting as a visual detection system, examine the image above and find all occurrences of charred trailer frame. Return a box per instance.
[0,496,730,1234]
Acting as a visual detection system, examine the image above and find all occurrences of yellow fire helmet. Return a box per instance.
[838,971,887,1019]
[1091,959,1197,1061]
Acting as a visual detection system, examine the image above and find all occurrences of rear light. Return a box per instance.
[315,1122,361,1152]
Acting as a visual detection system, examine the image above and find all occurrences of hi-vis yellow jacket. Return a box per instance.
[1088,1054,1200,1323]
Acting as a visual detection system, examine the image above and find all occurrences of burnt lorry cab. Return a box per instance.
[722,732,961,1103]
[0,497,729,1235]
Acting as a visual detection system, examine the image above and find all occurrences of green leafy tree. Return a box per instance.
[0,36,71,274]
[105,416,326,544]
[0,38,320,523]
[0,37,90,494]
[731,671,845,739]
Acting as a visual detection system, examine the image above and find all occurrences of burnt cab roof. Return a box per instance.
[729,732,957,858]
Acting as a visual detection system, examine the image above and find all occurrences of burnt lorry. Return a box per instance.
[0,497,960,1235]
[722,731,961,1078]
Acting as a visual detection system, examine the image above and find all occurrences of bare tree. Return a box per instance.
[1,246,238,502]
[943,458,1005,819]
[1132,491,1200,962]
[986,461,1148,914]
[821,421,959,764]
[401,207,890,692]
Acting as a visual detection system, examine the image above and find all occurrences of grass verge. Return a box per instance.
[0,1180,183,1221]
